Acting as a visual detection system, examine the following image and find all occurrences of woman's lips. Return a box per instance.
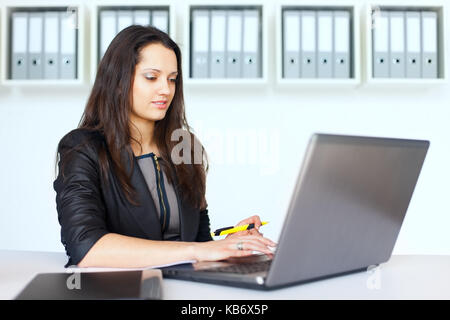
[152,101,167,109]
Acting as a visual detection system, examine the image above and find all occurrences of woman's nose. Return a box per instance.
[158,79,170,95]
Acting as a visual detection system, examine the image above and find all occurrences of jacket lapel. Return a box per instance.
[170,166,199,242]
[174,184,199,242]
[121,148,200,242]
[122,151,163,240]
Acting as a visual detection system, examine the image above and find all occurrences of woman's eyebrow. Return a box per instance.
[142,68,178,75]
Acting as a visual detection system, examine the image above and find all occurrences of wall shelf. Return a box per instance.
[183,1,269,86]
[0,2,86,86]
[363,1,448,86]
[0,0,447,88]
[275,1,362,88]
[89,1,176,84]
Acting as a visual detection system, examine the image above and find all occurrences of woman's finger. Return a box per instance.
[248,228,261,236]
[225,229,250,239]
[250,215,263,229]
[237,234,277,247]
[235,215,262,230]
[225,215,265,239]
[230,239,273,255]
[230,236,275,252]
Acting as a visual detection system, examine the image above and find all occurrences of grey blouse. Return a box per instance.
[136,153,180,241]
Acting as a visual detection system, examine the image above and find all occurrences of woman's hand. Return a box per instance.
[192,234,277,262]
[226,215,265,238]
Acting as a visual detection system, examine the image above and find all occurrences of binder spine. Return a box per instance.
[28,12,44,79]
[44,11,60,79]
[333,11,350,79]
[191,9,210,78]
[389,11,406,78]
[210,10,226,78]
[242,9,260,78]
[300,10,316,78]
[317,11,333,78]
[283,10,301,78]
[372,10,389,78]
[99,10,117,61]
[59,9,77,79]
[11,11,29,80]
[152,10,169,34]
[133,10,150,27]
[421,11,438,79]
[117,10,133,34]
[225,10,243,78]
[405,11,421,78]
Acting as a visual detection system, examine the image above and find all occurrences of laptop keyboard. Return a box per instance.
[202,259,272,275]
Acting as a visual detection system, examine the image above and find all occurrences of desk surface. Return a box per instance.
[1,250,449,300]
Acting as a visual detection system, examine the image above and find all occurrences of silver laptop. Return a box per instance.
[162,134,429,290]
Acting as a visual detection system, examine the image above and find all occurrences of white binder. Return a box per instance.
[283,10,300,78]
[59,10,77,79]
[133,10,150,26]
[210,10,226,78]
[100,10,117,60]
[44,11,60,79]
[317,11,333,78]
[373,10,389,78]
[152,10,169,33]
[242,9,260,78]
[28,12,44,79]
[421,11,438,78]
[11,12,28,79]
[333,11,350,78]
[117,10,133,33]
[405,11,421,78]
[226,10,243,78]
[300,11,316,78]
[192,10,210,78]
[389,11,405,78]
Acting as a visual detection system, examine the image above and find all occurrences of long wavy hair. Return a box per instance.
[76,25,208,210]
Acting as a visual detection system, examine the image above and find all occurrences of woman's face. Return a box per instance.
[131,42,178,125]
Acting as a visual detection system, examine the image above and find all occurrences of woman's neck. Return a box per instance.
[129,120,159,156]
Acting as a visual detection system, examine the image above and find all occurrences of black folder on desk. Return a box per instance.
[15,270,163,300]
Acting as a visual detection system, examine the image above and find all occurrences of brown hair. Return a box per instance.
[74,25,208,210]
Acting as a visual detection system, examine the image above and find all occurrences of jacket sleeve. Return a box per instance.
[196,209,213,242]
[53,132,110,266]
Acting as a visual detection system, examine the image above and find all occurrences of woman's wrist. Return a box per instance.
[187,242,200,262]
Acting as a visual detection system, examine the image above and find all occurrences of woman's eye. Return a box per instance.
[143,74,176,83]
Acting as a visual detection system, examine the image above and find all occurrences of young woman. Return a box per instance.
[54,26,276,268]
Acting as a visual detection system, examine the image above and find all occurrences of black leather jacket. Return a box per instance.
[53,129,212,267]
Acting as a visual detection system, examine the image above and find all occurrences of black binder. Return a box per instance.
[15,270,162,300]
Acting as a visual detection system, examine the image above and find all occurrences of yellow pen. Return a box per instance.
[210,221,269,237]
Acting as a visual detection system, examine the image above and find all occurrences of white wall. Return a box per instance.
[1,0,449,255]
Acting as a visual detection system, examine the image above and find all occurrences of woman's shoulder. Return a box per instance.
[58,128,105,152]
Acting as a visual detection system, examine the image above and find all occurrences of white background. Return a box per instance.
[0,0,449,255]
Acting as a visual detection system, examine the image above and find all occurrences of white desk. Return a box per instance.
[1,250,449,300]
